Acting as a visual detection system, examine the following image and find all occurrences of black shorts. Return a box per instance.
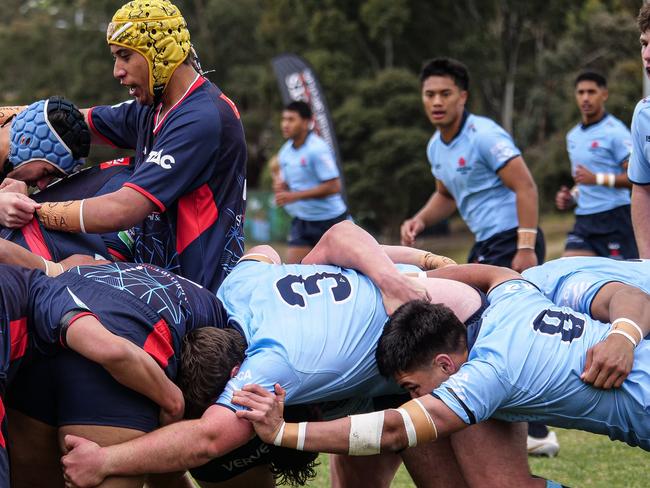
[288,211,349,247]
[6,349,158,432]
[565,205,638,259]
[468,227,545,267]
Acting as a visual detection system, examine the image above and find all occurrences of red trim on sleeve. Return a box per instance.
[123,182,166,212]
[20,219,52,260]
[87,107,119,148]
[143,319,174,368]
[9,317,28,361]
[176,184,219,254]
[219,93,240,119]
[60,312,98,348]
[107,248,128,262]
[0,398,5,448]
[100,157,132,170]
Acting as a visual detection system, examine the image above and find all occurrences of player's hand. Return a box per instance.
[160,385,185,426]
[59,254,110,271]
[233,383,287,444]
[419,251,457,270]
[555,186,575,210]
[400,217,425,246]
[0,192,40,227]
[0,177,28,195]
[275,191,296,207]
[510,248,537,273]
[380,275,430,315]
[573,164,596,185]
[581,334,634,389]
[272,179,288,193]
[61,435,108,488]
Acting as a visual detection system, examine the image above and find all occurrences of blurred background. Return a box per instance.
[1,0,644,242]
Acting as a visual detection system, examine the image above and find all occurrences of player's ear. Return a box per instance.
[434,354,455,375]
[230,364,242,378]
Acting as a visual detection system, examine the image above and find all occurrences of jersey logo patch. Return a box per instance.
[146,150,176,170]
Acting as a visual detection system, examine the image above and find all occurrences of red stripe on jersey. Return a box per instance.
[107,248,128,262]
[21,219,52,260]
[143,319,174,368]
[87,107,119,148]
[9,318,28,362]
[100,157,131,170]
[0,398,5,449]
[123,182,166,212]
[176,184,219,254]
[219,93,240,119]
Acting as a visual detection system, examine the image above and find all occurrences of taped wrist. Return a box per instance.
[517,228,537,250]
[420,252,457,270]
[608,318,644,347]
[0,105,27,126]
[36,199,85,233]
[272,421,308,451]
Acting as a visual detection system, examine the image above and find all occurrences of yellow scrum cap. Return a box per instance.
[106,0,191,102]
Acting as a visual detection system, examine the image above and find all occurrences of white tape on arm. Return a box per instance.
[348,411,385,455]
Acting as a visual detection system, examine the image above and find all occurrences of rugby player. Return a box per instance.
[61,225,560,488]
[400,57,544,272]
[276,101,349,264]
[1,0,247,293]
[232,264,650,467]
[0,263,184,487]
[555,72,636,259]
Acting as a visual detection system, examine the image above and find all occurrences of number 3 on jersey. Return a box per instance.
[275,272,352,308]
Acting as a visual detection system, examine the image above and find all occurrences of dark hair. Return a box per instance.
[575,71,607,88]
[420,57,469,91]
[284,101,312,120]
[639,4,650,34]
[376,300,467,378]
[177,327,247,419]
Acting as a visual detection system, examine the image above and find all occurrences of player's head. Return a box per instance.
[419,58,469,129]
[281,101,312,140]
[376,300,467,398]
[639,4,650,77]
[177,327,247,419]
[574,71,608,122]
[107,0,191,105]
[6,97,90,190]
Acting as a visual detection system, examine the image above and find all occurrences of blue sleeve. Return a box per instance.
[628,104,650,184]
[432,359,511,424]
[611,125,632,165]
[89,101,144,149]
[475,129,521,172]
[308,142,340,182]
[28,275,91,349]
[216,351,299,412]
[124,111,221,211]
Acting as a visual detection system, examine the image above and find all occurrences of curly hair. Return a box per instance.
[639,4,650,34]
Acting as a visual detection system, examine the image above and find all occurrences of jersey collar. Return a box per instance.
[580,112,608,130]
[153,74,206,134]
[440,110,470,146]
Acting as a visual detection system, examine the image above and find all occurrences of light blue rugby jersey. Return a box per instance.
[427,113,520,242]
[628,97,650,184]
[523,257,650,315]
[566,114,631,215]
[216,261,410,411]
[278,132,347,221]
[433,280,650,450]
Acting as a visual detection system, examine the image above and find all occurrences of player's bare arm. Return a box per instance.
[400,179,456,246]
[233,383,466,455]
[427,263,520,294]
[275,177,341,207]
[62,404,254,486]
[65,314,184,423]
[497,156,539,272]
[631,184,650,257]
[36,186,156,234]
[581,283,650,389]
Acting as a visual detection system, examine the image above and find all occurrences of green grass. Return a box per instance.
[302,429,648,487]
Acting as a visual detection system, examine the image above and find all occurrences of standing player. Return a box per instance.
[400,58,544,272]
[556,72,636,259]
[276,101,349,263]
[1,0,246,293]
[629,4,650,258]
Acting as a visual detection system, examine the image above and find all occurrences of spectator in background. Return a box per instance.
[276,101,349,263]
[556,71,637,259]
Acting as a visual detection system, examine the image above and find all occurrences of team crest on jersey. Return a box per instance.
[456,156,471,174]
[589,140,600,150]
[146,150,176,169]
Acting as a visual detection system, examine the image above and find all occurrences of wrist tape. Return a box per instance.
[517,228,537,250]
[36,199,85,233]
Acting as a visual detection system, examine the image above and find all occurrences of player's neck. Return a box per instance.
[438,110,466,143]
[159,64,200,117]
[581,108,606,127]
[291,131,309,148]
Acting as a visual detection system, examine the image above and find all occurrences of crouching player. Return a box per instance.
[233,263,649,473]
[0,263,184,487]
[7,262,226,487]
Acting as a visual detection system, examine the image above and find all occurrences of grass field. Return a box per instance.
[246,214,649,487]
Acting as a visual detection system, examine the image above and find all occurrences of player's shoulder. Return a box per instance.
[633,97,650,119]
[603,113,630,133]
[305,132,331,152]
[566,122,582,139]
